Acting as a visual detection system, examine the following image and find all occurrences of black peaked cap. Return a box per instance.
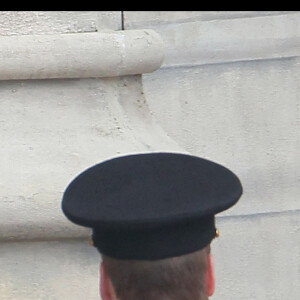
[62,152,243,260]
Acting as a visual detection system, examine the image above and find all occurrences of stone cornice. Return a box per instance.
[0,29,164,80]
[158,13,300,68]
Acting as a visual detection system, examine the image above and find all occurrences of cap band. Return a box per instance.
[93,215,216,260]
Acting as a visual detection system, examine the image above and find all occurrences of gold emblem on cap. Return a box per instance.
[89,237,94,247]
[215,229,220,238]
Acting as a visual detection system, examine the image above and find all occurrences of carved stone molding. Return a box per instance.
[0,29,164,80]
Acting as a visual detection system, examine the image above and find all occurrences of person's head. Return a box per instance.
[100,244,215,300]
[62,153,242,299]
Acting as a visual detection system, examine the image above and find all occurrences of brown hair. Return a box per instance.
[102,245,210,300]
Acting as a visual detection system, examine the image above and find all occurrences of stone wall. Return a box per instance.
[0,11,299,300]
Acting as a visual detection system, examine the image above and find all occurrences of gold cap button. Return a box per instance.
[89,237,94,247]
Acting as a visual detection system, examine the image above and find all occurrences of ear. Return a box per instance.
[100,262,117,300]
[206,253,215,297]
